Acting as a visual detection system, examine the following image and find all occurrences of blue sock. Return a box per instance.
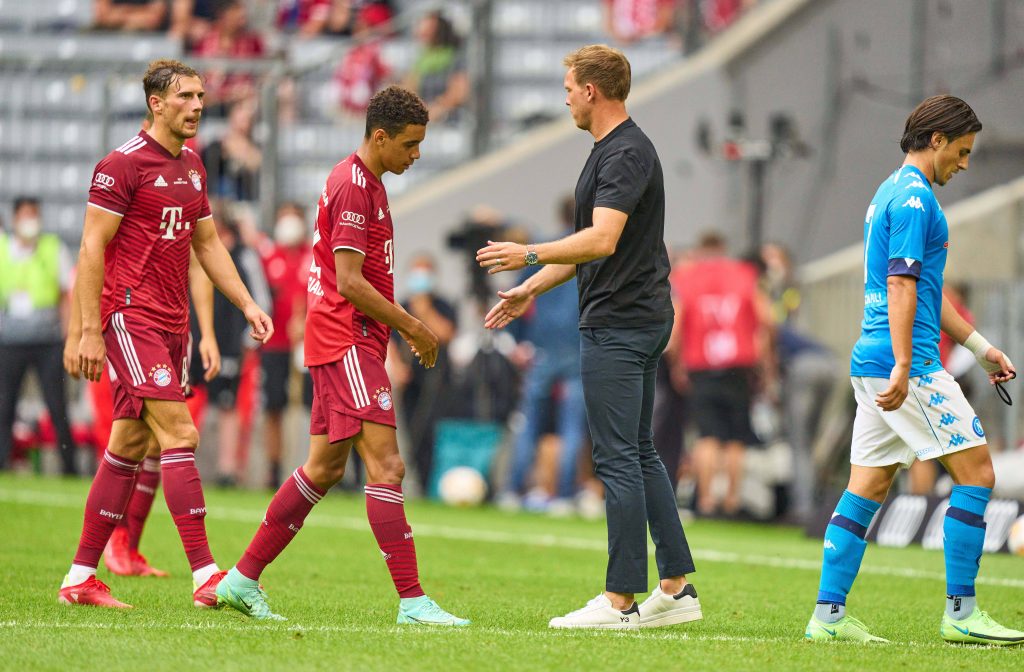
[944,485,990,619]
[815,490,881,622]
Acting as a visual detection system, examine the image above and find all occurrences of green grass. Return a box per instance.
[1,474,1023,671]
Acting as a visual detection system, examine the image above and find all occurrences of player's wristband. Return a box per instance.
[964,330,1009,374]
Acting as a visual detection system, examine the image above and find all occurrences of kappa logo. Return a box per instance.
[823,539,837,550]
[939,412,958,427]
[154,175,168,187]
[947,433,967,449]
[903,196,925,211]
[928,392,948,407]
[905,180,927,190]
[93,172,115,188]
[917,374,934,386]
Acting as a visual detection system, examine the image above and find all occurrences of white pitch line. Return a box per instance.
[0,620,992,651]
[3,488,1024,590]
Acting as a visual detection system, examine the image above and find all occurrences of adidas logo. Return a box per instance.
[154,175,168,187]
[378,207,385,220]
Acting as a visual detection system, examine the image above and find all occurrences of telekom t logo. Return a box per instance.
[160,207,191,240]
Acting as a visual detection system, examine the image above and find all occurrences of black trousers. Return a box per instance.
[580,319,696,593]
[0,341,77,473]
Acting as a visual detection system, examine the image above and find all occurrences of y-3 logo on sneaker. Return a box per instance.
[620,616,630,623]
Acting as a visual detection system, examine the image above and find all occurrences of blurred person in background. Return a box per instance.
[256,202,311,489]
[321,0,394,37]
[335,5,392,116]
[276,0,332,36]
[604,0,678,44]
[497,195,587,515]
[210,208,271,487]
[191,0,265,113]
[403,10,468,125]
[93,0,168,32]
[391,254,457,494]
[170,0,217,48]
[0,197,77,474]
[672,232,773,517]
[201,98,262,201]
[655,248,695,498]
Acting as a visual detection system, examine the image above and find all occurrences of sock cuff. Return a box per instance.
[160,449,196,467]
[142,457,161,473]
[836,490,881,527]
[950,485,991,516]
[103,450,140,473]
[365,484,404,504]
[293,468,325,504]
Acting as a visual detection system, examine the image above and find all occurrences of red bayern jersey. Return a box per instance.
[260,239,310,352]
[305,153,395,366]
[672,256,761,371]
[88,131,212,335]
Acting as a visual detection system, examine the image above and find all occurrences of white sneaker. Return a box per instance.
[638,584,703,628]
[548,594,639,630]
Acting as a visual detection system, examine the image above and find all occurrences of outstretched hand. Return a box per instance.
[484,285,533,330]
[476,241,527,275]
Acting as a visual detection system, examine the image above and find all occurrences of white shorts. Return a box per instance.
[850,369,986,468]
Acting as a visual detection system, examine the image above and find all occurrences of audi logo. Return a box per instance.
[341,211,365,225]
[94,173,116,187]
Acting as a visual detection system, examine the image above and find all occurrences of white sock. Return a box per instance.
[192,563,220,587]
[67,564,96,586]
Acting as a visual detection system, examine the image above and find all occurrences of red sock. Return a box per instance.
[236,467,324,581]
[72,450,140,568]
[365,484,424,598]
[160,448,214,571]
[126,458,161,551]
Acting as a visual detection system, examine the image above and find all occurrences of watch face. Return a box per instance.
[526,251,539,265]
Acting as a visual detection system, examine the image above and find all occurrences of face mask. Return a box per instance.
[406,269,435,295]
[14,217,41,240]
[274,214,305,246]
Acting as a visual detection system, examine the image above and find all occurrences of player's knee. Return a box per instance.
[972,461,996,489]
[370,453,405,485]
[173,423,200,451]
[305,458,346,490]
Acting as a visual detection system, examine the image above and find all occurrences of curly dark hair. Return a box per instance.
[900,95,981,153]
[143,59,201,112]
[365,86,429,139]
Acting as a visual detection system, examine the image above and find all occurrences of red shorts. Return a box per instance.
[104,311,189,420]
[309,345,396,443]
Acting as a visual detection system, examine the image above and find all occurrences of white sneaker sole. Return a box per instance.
[549,621,639,630]
[640,605,703,628]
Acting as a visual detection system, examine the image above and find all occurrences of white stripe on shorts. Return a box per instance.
[112,313,146,386]
[343,347,370,408]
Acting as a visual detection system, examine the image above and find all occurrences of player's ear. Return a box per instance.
[930,131,947,151]
[373,128,388,146]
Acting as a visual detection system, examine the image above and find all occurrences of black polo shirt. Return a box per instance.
[573,118,673,328]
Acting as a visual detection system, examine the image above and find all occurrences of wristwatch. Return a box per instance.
[525,245,539,266]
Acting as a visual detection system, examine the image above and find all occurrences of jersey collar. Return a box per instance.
[140,130,183,160]
[895,164,932,189]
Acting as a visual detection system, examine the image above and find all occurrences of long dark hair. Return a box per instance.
[900,95,982,153]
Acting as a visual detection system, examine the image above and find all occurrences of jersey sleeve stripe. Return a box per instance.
[197,214,214,221]
[86,202,125,217]
[332,245,366,255]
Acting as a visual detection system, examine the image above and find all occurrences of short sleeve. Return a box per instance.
[88,151,139,217]
[594,147,651,216]
[196,161,213,220]
[886,188,932,279]
[328,181,373,255]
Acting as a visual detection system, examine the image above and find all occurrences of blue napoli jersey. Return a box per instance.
[851,165,948,378]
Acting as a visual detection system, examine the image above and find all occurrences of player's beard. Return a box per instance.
[175,115,201,140]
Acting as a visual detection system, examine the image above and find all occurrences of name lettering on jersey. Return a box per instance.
[378,206,385,220]
[352,164,367,188]
[321,183,329,206]
[154,175,168,187]
[159,207,191,240]
[341,210,366,227]
[864,290,886,306]
[307,257,325,297]
[902,196,925,211]
[93,173,115,189]
[116,136,147,155]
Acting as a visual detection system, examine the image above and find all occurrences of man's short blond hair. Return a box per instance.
[563,45,631,102]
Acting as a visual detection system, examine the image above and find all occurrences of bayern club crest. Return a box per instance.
[375,387,393,411]
[188,169,202,191]
[150,364,173,387]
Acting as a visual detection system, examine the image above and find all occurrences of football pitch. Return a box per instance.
[1,475,1022,671]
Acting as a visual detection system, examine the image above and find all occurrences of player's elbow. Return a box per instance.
[595,235,617,258]
[335,274,360,300]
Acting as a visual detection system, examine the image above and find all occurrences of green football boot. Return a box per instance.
[805,614,889,643]
[941,608,1024,646]
[215,569,286,621]
[396,596,470,626]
